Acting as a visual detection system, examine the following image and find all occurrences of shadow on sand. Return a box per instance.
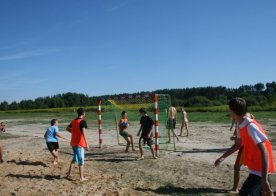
[6,173,61,180]
[173,148,229,154]
[7,160,47,167]
[135,185,228,195]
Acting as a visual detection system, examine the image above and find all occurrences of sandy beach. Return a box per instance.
[0,119,275,196]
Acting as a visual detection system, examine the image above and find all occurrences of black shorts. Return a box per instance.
[46,142,59,152]
[139,136,153,147]
[239,174,271,196]
[167,118,176,129]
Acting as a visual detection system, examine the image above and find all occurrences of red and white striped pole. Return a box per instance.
[97,99,102,148]
[154,93,159,157]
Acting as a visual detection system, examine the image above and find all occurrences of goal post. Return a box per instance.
[97,93,174,154]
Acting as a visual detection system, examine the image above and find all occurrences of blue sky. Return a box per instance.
[0,0,276,103]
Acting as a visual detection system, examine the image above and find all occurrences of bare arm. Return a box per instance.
[82,128,89,150]
[257,142,273,195]
[137,126,142,137]
[148,125,154,138]
[214,138,242,166]
[66,126,72,133]
[56,132,68,140]
[230,119,235,131]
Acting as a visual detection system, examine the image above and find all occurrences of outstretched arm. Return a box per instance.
[66,126,72,133]
[214,138,242,166]
[56,132,68,140]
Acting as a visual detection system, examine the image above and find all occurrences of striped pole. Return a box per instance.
[98,99,102,148]
[154,93,159,157]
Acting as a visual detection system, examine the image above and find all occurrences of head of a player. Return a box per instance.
[77,107,86,117]
[139,108,147,116]
[229,97,247,119]
[51,119,58,126]
[121,111,127,118]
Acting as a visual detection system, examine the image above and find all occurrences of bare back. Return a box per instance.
[182,111,188,123]
[169,107,177,119]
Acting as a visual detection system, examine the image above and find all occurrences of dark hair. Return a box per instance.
[51,119,57,126]
[77,108,86,117]
[229,97,247,116]
[121,111,126,116]
[139,108,147,114]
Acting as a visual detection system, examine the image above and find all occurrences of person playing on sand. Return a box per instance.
[0,122,6,132]
[118,111,135,152]
[137,108,156,160]
[179,107,189,137]
[0,123,5,163]
[167,105,179,143]
[228,112,255,193]
[44,119,67,165]
[66,108,89,181]
[0,142,3,163]
[215,98,274,195]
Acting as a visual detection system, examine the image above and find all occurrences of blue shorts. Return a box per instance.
[72,147,85,166]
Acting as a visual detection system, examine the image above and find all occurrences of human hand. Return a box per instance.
[214,157,224,167]
[85,145,90,151]
[230,135,237,141]
[262,180,274,196]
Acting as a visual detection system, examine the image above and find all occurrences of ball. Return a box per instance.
[121,122,128,128]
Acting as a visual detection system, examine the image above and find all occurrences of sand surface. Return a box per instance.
[0,119,276,196]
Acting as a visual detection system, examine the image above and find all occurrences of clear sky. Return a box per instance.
[0,0,276,103]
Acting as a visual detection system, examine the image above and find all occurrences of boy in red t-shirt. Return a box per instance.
[215,98,274,195]
[66,108,89,181]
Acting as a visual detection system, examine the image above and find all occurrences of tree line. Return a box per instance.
[0,81,276,111]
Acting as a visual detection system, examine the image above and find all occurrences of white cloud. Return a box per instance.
[0,49,60,61]
[106,1,129,12]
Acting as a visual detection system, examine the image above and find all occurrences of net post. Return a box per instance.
[97,99,102,148]
[154,93,159,157]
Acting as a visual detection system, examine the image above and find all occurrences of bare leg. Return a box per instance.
[138,140,144,160]
[0,143,3,163]
[124,137,130,152]
[79,165,87,181]
[168,129,171,143]
[150,145,156,159]
[66,159,75,177]
[128,134,135,150]
[172,129,180,142]
[231,164,241,192]
[51,149,59,165]
[179,123,184,136]
[185,123,189,136]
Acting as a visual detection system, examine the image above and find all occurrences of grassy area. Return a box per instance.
[1,110,276,124]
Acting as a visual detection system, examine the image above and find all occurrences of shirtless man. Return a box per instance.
[179,107,189,136]
[167,105,179,143]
